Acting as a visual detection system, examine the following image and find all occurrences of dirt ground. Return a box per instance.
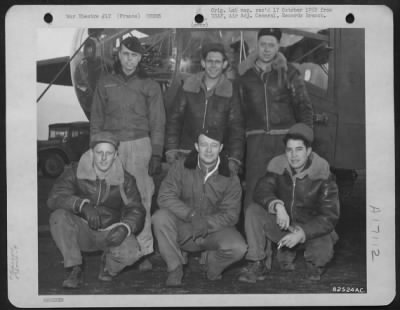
[37,170,366,295]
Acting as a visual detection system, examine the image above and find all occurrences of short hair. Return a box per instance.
[201,42,227,61]
[283,133,312,148]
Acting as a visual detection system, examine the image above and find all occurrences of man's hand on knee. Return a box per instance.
[105,225,129,247]
[191,216,208,241]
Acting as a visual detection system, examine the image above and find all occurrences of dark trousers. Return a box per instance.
[244,134,285,209]
[152,209,247,278]
[244,203,338,268]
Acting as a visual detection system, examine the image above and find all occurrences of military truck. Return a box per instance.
[37,121,90,177]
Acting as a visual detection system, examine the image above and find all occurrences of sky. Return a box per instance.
[37,28,87,140]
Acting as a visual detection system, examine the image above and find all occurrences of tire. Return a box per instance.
[41,153,65,177]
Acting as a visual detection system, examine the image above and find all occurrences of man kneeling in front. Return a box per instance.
[47,131,146,288]
[153,128,247,287]
[239,123,340,283]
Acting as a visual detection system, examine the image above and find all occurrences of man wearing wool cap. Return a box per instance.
[154,128,247,287]
[239,123,340,283]
[238,28,314,213]
[90,36,166,271]
[47,131,146,289]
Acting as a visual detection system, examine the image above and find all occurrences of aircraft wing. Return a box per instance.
[37,56,72,86]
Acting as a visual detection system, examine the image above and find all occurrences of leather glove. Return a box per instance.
[81,202,101,230]
[165,150,179,165]
[148,155,162,176]
[228,159,240,176]
[191,216,208,241]
[105,225,129,247]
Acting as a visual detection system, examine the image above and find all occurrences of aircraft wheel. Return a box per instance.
[41,153,65,177]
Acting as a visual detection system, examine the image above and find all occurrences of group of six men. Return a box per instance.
[47,28,340,289]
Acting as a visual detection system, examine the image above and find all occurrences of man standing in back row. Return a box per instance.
[239,28,314,209]
[165,42,244,177]
[91,36,166,269]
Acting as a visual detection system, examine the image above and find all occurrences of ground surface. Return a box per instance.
[37,170,366,295]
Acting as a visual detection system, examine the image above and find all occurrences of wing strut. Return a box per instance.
[37,35,94,103]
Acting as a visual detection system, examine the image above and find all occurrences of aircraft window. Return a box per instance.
[282,29,330,91]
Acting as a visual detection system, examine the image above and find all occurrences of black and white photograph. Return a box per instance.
[6,5,395,307]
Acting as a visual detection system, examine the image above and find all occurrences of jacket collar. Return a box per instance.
[253,51,288,74]
[77,149,125,185]
[184,149,231,178]
[183,72,232,98]
[266,152,330,180]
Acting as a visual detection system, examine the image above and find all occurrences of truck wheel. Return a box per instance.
[41,153,65,177]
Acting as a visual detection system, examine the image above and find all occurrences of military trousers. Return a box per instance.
[152,209,247,279]
[118,137,155,256]
[244,203,338,268]
[244,133,285,209]
[49,209,141,275]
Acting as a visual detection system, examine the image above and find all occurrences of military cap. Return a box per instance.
[199,127,223,144]
[90,131,120,149]
[287,123,314,144]
[257,28,282,42]
[120,36,144,54]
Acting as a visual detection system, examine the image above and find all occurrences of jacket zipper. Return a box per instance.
[263,76,270,132]
[96,179,102,206]
[290,178,296,220]
[202,99,208,129]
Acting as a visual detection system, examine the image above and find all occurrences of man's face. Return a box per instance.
[257,35,280,63]
[93,142,117,173]
[285,139,311,172]
[118,44,142,75]
[201,51,228,80]
[195,134,223,166]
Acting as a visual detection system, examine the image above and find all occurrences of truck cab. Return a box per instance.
[37,121,90,177]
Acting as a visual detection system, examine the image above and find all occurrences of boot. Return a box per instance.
[98,253,115,282]
[62,265,82,289]
[306,262,324,281]
[138,258,153,271]
[277,248,296,271]
[166,265,184,287]
[238,260,266,283]
[206,272,222,281]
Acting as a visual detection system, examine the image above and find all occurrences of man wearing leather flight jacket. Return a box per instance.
[47,132,146,289]
[239,124,340,283]
[239,28,314,210]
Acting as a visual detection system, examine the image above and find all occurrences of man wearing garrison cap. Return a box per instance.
[91,36,166,270]
[165,42,245,177]
[238,28,314,212]
[47,131,146,288]
[153,128,247,287]
[239,123,340,283]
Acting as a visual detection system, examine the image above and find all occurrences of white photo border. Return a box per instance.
[6,4,395,307]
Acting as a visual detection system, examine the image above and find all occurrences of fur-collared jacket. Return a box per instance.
[157,150,242,232]
[47,150,146,235]
[239,52,314,135]
[253,152,340,240]
[165,72,245,163]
